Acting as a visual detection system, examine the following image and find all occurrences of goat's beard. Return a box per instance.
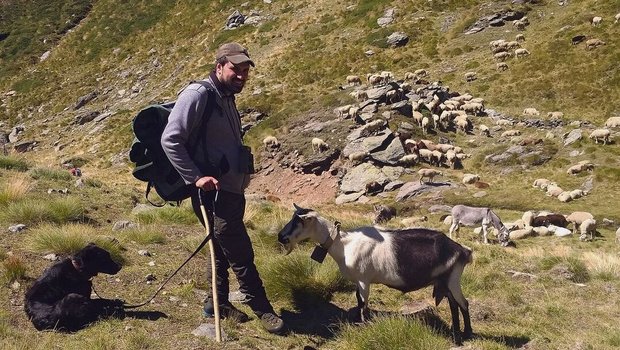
[282,243,296,255]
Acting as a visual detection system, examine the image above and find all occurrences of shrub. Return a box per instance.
[0,156,29,171]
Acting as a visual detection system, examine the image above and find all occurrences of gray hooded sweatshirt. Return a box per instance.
[161,73,250,194]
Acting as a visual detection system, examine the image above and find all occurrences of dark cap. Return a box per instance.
[215,42,255,67]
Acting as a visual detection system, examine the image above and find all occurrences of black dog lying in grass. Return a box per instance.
[24,243,124,331]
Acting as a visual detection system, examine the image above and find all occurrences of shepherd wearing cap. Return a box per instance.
[161,42,285,334]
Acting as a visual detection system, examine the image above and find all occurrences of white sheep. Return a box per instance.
[346,75,362,86]
[515,34,525,42]
[569,189,586,200]
[361,119,385,136]
[464,72,477,82]
[591,16,602,26]
[455,116,470,134]
[348,151,369,165]
[418,168,443,184]
[532,178,553,190]
[547,111,564,119]
[462,174,480,185]
[311,137,329,153]
[414,68,428,77]
[412,111,424,126]
[501,130,521,138]
[496,62,509,71]
[479,124,490,137]
[616,227,620,243]
[566,161,594,175]
[262,135,280,150]
[579,218,597,241]
[589,129,611,145]
[496,119,513,126]
[604,117,620,128]
[586,38,606,50]
[523,108,540,116]
[615,13,620,24]
[398,154,419,166]
[558,191,572,203]
[546,184,564,197]
[514,48,530,58]
[513,19,527,30]
[494,51,511,61]
[400,216,428,227]
[418,148,434,164]
[351,90,368,102]
[566,211,594,233]
[336,104,353,118]
[367,74,384,86]
[421,116,430,134]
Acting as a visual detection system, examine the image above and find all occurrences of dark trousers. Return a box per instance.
[191,190,274,316]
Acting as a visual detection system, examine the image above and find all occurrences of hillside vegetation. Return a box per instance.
[1,0,619,349]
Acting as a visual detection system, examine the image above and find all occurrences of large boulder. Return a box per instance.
[340,163,389,194]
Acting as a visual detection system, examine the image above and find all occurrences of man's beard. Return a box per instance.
[225,80,244,94]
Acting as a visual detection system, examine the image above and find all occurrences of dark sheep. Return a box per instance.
[24,243,124,332]
[531,214,568,228]
[571,35,586,45]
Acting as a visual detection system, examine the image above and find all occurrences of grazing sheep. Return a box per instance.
[494,51,511,61]
[418,168,443,184]
[455,117,470,134]
[367,74,384,86]
[404,71,416,80]
[513,19,527,30]
[412,111,424,126]
[398,154,419,166]
[616,227,620,243]
[445,150,457,169]
[361,119,385,137]
[516,34,525,42]
[579,219,597,241]
[566,211,594,233]
[278,205,474,345]
[421,117,430,134]
[589,129,611,144]
[547,111,564,119]
[496,119,513,126]
[515,49,530,58]
[414,68,428,77]
[336,104,353,119]
[373,204,396,224]
[616,13,620,24]
[464,72,477,82]
[496,62,509,71]
[348,151,369,165]
[346,75,362,86]
[350,90,368,102]
[604,117,620,128]
[501,130,521,138]
[262,135,280,150]
[591,16,602,26]
[401,216,428,227]
[523,108,540,116]
[449,205,510,245]
[462,174,480,185]
[479,124,490,137]
[311,137,329,153]
[418,148,434,164]
[586,38,606,50]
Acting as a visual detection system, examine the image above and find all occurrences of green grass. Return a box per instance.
[133,204,196,225]
[29,167,73,181]
[0,156,29,171]
[0,197,85,225]
[2,255,27,282]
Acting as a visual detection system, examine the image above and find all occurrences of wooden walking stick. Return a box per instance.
[199,190,221,342]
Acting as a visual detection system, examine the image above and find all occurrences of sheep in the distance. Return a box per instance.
[515,34,525,42]
[262,135,280,150]
[586,38,606,50]
[401,216,429,227]
[311,137,329,153]
[399,154,419,167]
[591,16,602,26]
[418,168,443,184]
[514,48,530,58]
[566,211,594,234]
[462,174,480,185]
[348,151,369,165]
[579,219,597,241]
[277,204,474,345]
[605,117,620,128]
[346,75,362,86]
[523,108,540,116]
[496,62,509,71]
[465,72,477,82]
[589,129,611,145]
[567,160,595,175]
[547,111,564,119]
[479,124,490,137]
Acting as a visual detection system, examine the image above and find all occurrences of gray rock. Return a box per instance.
[113,220,139,231]
[381,166,405,181]
[428,204,453,213]
[370,136,406,165]
[395,181,451,202]
[75,111,100,125]
[228,290,247,303]
[581,176,594,194]
[564,129,582,146]
[384,180,405,191]
[377,8,395,27]
[387,32,409,47]
[43,253,58,261]
[345,128,391,150]
[13,141,36,153]
[8,125,24,143]
[40,50,51,62]
[191,323,227,340]
[335,191,364,204]
[226,10,245,29]
[340,163,388,193]
[473,191,487,198]
[8,224,26,233]
[365,86,389,101]
[74,91,98,110]
[299,148,339,175]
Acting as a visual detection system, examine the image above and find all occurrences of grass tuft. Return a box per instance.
[0,197,85,225]
[133,204,196,225]
[2,255,27,282]
[0,156,29,171]
[29,167,72,181]
[0,175,30,206]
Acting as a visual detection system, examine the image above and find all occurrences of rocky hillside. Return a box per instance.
[0,0,619,212]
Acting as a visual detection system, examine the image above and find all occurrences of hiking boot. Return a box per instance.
[259,312,284,334]
[203,298,250,323]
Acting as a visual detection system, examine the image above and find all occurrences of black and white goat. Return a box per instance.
[277,204,473,344]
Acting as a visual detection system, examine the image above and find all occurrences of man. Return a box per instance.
[161,42,284,334]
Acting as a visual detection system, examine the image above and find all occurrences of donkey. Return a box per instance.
[449,204,510,246]
[277,204,473,345]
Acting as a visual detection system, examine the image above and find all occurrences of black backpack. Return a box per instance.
[129,81,219,205]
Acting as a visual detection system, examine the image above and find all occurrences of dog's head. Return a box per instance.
[72,243,121,277]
